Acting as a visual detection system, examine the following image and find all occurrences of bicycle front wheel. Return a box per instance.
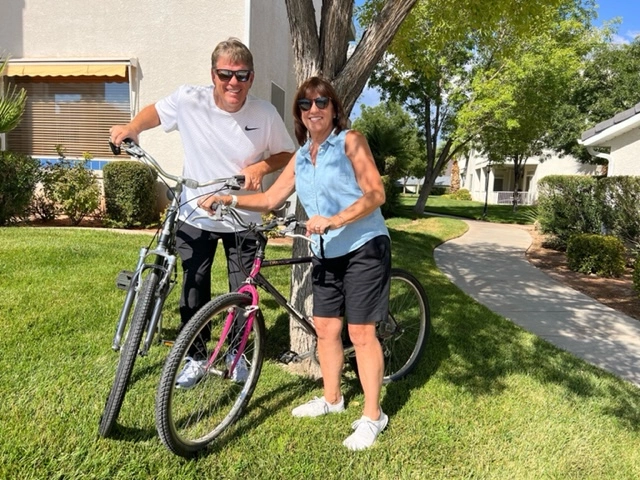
[98,270,160,438]
[155,293,265,458]
[381,268,430,383]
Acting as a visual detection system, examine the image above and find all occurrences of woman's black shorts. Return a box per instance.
[311,235,391,324]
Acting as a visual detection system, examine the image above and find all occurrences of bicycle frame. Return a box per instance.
[203,219,322,378]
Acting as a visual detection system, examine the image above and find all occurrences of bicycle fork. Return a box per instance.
[206,288,259,379]
[112,247,148,351]
[111,248,177,354]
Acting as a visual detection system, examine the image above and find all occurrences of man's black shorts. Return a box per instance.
[311,235,391,324]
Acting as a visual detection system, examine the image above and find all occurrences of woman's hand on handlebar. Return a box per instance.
[306,215,333,236]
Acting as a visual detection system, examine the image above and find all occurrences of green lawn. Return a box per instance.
[402,194,538,224]
[1,218,640,479]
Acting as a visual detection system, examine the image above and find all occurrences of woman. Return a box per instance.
[198,76,390,451]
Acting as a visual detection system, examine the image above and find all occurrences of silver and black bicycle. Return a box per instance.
[98,139,244,438]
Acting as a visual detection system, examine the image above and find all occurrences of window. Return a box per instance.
[493,176,504,192]
[5,66,131,159]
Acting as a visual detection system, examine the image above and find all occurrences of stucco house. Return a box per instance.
[0,0,303,178]
[579,102,640,176]
[459,150,599,205]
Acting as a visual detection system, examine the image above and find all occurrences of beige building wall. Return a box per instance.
[609,129,640,176]
[1,0,296,175]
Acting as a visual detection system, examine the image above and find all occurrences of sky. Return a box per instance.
[350,0,640,120]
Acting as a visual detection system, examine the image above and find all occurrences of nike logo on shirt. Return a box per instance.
[244,126,259,131]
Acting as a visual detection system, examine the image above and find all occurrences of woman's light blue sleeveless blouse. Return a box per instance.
[294,129,389,258]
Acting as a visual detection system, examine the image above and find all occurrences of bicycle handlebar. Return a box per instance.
[197,205,316,246]
[108,138,245,190]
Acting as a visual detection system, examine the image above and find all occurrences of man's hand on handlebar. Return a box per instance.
[109,124,140,147]
[197,194,229,215]
[239,162,268,191]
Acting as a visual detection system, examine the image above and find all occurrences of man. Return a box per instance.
[110,38,294,386]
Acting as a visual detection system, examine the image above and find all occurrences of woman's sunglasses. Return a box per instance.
[215,69,252,82]
[297,96,330,111]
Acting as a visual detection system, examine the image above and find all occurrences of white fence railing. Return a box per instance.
[470,190,536,205]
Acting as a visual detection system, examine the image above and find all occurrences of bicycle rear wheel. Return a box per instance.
[348,268,430,383]
[98,270,159,437]
[381,268,430,382]
[155,293,265,458]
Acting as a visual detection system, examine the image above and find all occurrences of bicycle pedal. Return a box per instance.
[278,350,300,364]
[116,270,134,290]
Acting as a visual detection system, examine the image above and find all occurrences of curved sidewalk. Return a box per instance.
[434,219,640,388]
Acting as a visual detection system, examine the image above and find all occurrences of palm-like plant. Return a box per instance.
[0,57,27,134]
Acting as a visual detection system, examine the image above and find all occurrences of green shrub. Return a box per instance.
[381,175,402,218]
[103,161,158,228]
[597,176,640,247]
[566,233,626,277]
[36,158,101,225]
[441,188,472,201]
[54,160,100,225]
[430,186,448,196]
[0,151,40,225]
[537,175,601,248]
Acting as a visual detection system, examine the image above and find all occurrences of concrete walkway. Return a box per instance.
[434,219,640,388]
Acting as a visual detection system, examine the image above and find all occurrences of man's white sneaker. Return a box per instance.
[225,352,249,383]
[343,410,388,451]
[291,396,345,418]
[175,357,206,389]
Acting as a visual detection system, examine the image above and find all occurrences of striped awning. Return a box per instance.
[3,61,131,78]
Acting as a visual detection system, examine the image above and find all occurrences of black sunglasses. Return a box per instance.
[297,96,330,111]
[215,69,252,82]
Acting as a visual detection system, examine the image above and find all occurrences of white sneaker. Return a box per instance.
[291,396,345,418]
[225,352,249,383]
[175,357,206,389]
[343,410,388,451]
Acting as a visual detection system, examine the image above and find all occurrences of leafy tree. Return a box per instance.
[352,102,423,214]
[458,5,595,210]
[368,0,595,213]
[370,37,474,213]
[549,34,640,162]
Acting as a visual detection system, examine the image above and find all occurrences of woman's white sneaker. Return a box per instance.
[343,410,388,451]
[291,396,345,418]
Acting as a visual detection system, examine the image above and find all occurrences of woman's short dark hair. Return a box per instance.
[292,77,348,146]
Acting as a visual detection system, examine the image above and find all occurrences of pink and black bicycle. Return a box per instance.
[154,208,430,458]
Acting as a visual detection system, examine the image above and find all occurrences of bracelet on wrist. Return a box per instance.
[229,194,238,208]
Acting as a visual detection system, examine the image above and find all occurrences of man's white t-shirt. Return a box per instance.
[155,85,295,232]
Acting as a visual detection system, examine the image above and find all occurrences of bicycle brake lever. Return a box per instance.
[212,203,224,221]
[229,175,245,190]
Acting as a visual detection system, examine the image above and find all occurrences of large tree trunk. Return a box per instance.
[284,0,419,376]
[288,202,321,378]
